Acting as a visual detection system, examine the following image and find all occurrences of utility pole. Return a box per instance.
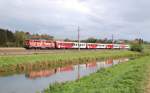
[138,32,142,45]
[112,34,114,50]
[5,30,8,47]
[77,26,80,80]
[112,34,114,44]
[78,26,80,51]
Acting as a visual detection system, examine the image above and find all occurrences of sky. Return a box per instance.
[0,0,150,41]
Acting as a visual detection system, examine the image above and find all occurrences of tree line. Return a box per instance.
[0,28,148,47]
[0,28,54,47]
[64,37,133,44]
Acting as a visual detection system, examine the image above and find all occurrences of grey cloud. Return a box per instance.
[0,0,150,41]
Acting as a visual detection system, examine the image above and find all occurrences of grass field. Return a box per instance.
[0,50,139,66]
[143,44,150,53]
[0,50,139,65]
[44,55,150,93]
[0,50,140,73]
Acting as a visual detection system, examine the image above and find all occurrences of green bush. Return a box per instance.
[130,44,143,52]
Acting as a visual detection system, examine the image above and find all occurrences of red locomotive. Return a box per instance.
[24,40,55,49]
[24,39,130,49]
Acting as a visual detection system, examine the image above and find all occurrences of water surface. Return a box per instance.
[0,58,129,93]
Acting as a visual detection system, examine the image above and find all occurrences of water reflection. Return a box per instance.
[25,58,129,80]
[0,58,129,93]
[25,69,56,79]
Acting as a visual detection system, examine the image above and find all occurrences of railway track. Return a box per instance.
[0,48,111,56]
[0,48,67,55]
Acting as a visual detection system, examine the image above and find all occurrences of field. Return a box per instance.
[44,55,150,93]
[0,50,140,73]
[143,44,150,53]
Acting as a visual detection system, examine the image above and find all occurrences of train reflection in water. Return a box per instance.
[0,58,130,93]
[26,58,129,79]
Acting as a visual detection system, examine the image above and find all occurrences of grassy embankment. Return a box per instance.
[0,50,140,73]
[143,44,150,53]
[44,44,150,93]
[45,55,150,93]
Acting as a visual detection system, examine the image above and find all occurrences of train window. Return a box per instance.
[36,41,40,42]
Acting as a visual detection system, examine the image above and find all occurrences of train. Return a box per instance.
[24,39,130,49]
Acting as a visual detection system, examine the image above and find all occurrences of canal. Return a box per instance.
[0,58,129,93]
